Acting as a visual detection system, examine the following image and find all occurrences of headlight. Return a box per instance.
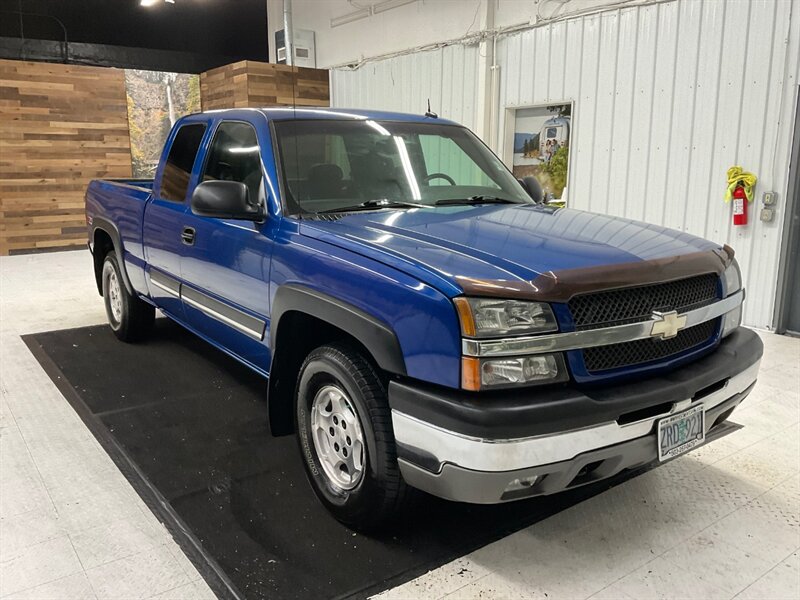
[722,259,741,297]
[462,354,568,391]
[721,304,742,338]
[453,297,558,338]
[721,258,742,337]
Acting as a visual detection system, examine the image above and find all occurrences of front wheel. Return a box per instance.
[295,344,412,530]
[102,251,154,342]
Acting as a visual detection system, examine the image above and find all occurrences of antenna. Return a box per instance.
[425,98,438,119]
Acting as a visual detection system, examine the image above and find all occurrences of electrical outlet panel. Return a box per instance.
[760,208,775,222]
[763,191,777,206]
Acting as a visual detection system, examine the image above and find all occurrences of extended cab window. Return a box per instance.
[160,123,206,202]
[202,122,262,204]
[274,119,529,214]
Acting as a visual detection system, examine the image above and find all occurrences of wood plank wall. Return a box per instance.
[200,60,329,110]
[199,61,250,109]
[0,59,132,255]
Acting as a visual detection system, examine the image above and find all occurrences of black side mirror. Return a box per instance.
[518,176,544,204]
[191,181,264,221]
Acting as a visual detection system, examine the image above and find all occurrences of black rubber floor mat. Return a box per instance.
[24,321,645,600]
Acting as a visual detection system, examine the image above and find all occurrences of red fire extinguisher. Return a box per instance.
[732,184,748,226]
[726,166,756,227]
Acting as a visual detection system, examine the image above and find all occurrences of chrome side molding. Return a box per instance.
[182,286,265,341]
[147,269,265,341]
[148,269,180,297]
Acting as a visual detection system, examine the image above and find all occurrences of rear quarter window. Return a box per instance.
[160,123,206,202]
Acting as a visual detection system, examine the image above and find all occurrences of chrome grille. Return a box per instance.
[568,274,720,331]
[582,319,718,372]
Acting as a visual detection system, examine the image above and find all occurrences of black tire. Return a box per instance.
[102,251,154,342]
[295,343,412,530]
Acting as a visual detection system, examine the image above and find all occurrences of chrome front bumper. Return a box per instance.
[392,359,760,504]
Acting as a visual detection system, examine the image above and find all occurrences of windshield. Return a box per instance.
[273,119,532,213]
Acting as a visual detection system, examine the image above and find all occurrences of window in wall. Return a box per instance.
[202,121,263,204]
[160,123,206,202]
[510,103,573,203]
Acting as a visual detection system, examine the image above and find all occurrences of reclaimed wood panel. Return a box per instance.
[200,60,329,110]
[0,59,132,255]
[199,61,250,109]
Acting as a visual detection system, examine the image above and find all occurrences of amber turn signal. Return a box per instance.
[453,297,476,337]
[461,356,482,391]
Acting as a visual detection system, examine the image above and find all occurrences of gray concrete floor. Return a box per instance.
[1,250,798,600]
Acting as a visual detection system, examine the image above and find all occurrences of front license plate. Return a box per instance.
[657,404,705,461]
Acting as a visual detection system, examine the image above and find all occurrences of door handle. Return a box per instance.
[181,226,196,246]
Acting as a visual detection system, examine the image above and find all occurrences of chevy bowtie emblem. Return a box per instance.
[650,310,687,339]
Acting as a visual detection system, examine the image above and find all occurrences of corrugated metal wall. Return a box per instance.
[331,44,482,132]
[331,0,800,329]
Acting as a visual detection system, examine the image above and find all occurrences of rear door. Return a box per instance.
[179,119,274,372]
[143,121,207,318]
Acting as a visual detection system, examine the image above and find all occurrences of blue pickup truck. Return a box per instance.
[85,108,762,528]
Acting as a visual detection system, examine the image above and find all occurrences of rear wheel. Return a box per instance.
[295,344,412,530]
[102,251,154,342]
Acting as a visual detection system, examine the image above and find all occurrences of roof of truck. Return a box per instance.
[203,107,460,126]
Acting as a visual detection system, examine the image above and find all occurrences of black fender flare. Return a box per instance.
[269,284,407,376]
[91,217,135,296]
[266,284,407,435]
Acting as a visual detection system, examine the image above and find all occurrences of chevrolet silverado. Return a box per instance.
[85,108,762,528]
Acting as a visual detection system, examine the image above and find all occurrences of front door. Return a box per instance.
[143,122,207,319]
[179,120,273,371]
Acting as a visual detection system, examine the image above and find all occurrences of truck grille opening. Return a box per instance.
[583,319,718,372]
[568,274,720,330]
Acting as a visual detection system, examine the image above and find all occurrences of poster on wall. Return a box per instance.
[124,70,201,178]
[511,103,572,204]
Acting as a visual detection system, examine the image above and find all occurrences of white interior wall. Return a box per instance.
[268,0,483,66]
[496,0,799,330]
[331,44,482,130]
[327,0,798,329]
[269,0,631,67]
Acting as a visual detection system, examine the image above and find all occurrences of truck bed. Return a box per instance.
[85,178,154,294]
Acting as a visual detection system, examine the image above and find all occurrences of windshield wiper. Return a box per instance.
[434,195,519,206]
[317,199,429,214]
